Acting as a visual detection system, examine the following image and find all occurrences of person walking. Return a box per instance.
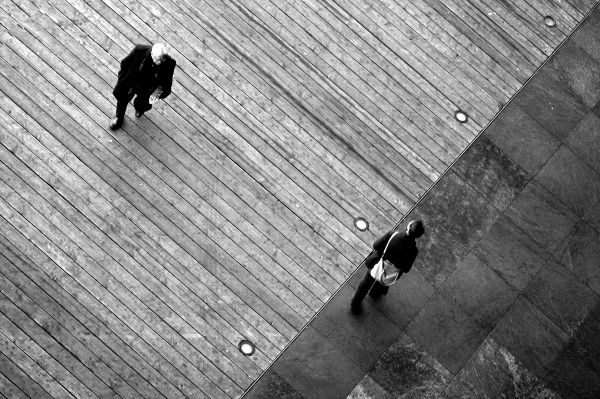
[109,43,176,130]
[351,220,425,312]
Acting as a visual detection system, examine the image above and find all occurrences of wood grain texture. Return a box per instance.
[0,0,597,398]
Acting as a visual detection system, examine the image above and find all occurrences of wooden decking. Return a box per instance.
[0,0,597,398]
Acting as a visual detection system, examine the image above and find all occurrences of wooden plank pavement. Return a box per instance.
[0,0,597,397]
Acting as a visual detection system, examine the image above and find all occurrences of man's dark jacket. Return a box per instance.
[364,230,419,294]
[113,44,176,100]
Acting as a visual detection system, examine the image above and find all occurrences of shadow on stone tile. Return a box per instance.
[554,221,600,295]
[272,325,364,399]
[513,62,588,142]
[524,258,599,337]
[545,342,600,399]
[243,370,304,399]
[490,296,568,379]
[453,135,530,210]
[472,214,549,291]
[568,112,600,175]
[418,172,500,251]
[369,332,452,398]
[457,337,540,398]
[505,179,579,254]
[484,102,560,176]
[346,375,392,399]
[535,145,600,217]
[312,284,402,373]
[405,293,487,375]
[439,252,518,331]
[549,39,600,108]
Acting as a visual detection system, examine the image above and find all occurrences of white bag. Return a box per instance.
[370,231,400,286]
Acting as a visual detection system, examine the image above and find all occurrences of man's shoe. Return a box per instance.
[109,117,123,130]
[135,110,144,118]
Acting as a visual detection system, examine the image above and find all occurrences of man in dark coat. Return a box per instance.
[109,43,176,130]
[350,220,425,312]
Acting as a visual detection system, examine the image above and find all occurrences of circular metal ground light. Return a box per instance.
[353,217,369,231]
[454,110,469,123]
[544,16,556,28]
[238,340,255,356]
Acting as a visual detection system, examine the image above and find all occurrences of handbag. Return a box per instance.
[370,231,400,286]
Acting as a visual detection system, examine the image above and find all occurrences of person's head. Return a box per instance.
[151,43,169,65]
[406,220,425,238]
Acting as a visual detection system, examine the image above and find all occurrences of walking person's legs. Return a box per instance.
[110,91,135,130]
[368,281,387,299]
[351,272,375,310]
[133,92,153,117]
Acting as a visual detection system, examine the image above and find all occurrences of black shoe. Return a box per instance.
[109,117,123,130]
[135,110,144,118]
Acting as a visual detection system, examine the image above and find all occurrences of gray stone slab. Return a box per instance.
[406,207,469,288]
[405,293,487,375]
[573,303,600,361]
[452,136,530,210]
[549,39,600,108]
[567,112,600,174]
[243,371,304,399]
[504,180,579,254]
[368,332,452,398]
[273,325,364,399]
[584,199,600,233]
[524,258,599,337]
[346,375,392,399]
[572,8,600,63]
[484,103,560,175]
[513,63,588,142]
[490,296,569,379]
[443,379,478,399]
[457,337,540,398]
[312,284,402,373]
[545,342,600,399]
[554,221,600,295]
[439,253,518,331]
[535,145,600,217]
[525,383,564,399]
[472,214,549,291]
[418,172,500,251]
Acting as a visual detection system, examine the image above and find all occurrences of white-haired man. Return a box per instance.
[109,43,176,130]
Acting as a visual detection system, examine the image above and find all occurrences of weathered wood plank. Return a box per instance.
[0,350,54,399]
[0,366,31,399]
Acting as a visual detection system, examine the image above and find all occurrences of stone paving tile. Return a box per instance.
[513,62,588,142]
[405,293,487,375]
[567,112,600,174]
[348,264,434,329]
[312,284,402,373]
[524,258,598,337]
[572,302,600,361]
[544,341,600,399]
[535,145,600,217]
[407,206,469,288]
[439,253,518,331]
[452,135,530,210]
[442,379,478,399]
[472,214,550,291]
[346,375,391,399]
[525,383,564,399]
[554,221,600,295]
[504,179,579,254]
[549,39,600,108]
[272,325,364,399]
[584,199,600,233]
[243,371,304,399]
[457,337,540,398]
[368,332,452,399]
[484,103,560,176]
[489,296,569,379]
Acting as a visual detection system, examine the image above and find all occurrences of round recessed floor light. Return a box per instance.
[238,340,255,356]
[353,217,369,231]
[544,16,556,28]
[454,110,469,123]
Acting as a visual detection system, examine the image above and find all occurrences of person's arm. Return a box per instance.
[117,46,141,79]
[400,248,418,273]
[157,59,176,99]
[372,230,393,252]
